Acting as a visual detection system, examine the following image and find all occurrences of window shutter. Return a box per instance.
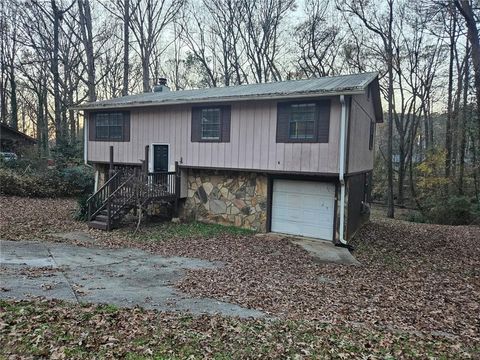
[123,112,130,142]
[221,106,231,142]
[369,121,374,150]
[88,113,96,141]
[276,102,290,142]
[191,107,202,142]
[123,111,130,141]
[316,100,330,143]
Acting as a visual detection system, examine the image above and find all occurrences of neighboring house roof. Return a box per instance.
[0,123,37,144]
[76,72,383,122]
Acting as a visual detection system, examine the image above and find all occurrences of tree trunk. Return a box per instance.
[386,0,395,218]
[458,46,469,193]
[0,1,5,125]
[445,5,456,180]
[9,66,17,130]
[451,57,465,178]
[51,0,63,147]
[68,86,76,143]
[122,0,130,96]
[397,143,405,206]
[455,0,480,139]
[142,52,150,92]
[78,0,96,102]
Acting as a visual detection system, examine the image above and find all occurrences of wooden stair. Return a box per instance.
[86,169,179,231]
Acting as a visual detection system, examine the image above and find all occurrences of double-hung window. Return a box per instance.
[201,108,221,140]
[289,103,316,140]
[276,100,330,143]
[92,112,128,141]
[191,106,231,143]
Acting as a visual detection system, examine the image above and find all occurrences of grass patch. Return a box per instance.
[132,221,255,242]
[94,303,120,314]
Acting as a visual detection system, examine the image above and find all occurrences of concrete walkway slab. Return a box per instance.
[0,240,264,318]
[290,238,361,266]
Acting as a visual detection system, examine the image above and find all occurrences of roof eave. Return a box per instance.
[73,88,368,111]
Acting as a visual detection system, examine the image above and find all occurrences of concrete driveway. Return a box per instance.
[0,240,263,318]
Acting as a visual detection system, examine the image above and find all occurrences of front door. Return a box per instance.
[153,144,169,172]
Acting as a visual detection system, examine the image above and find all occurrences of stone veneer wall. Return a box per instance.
[181,169,268,231]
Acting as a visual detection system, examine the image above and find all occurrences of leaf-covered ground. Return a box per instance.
[0,299,477,359]
[1,195,479,358]
[0,196,84,240]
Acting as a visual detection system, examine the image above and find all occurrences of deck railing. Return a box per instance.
[146,171,177,199]
[87,168,179,229]
[87,171,123,221]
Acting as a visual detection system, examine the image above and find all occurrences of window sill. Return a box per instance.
[91,138,128,142]
[276,139,328,144]
[192,139,227,143]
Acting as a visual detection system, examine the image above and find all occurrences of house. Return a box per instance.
[77,73,383,243]
[0,123,37,153]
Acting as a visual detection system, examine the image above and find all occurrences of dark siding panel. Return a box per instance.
[366,171,373,202]
[123,112,130,141]
[88,113,95,141]
[346,173,368,240]
[221,106,231,142]
[317,100,330,143]
[276,103,290,142]
[191,107,201,142]
[369,121,374,150]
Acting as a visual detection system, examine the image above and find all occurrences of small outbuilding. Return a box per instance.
[0,123,37,153]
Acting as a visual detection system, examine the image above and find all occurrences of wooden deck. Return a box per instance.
[87,170,179,231]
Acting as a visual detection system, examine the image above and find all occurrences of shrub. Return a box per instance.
[405,210,426,224]
[425,195,479,226]
[0,165,94,198]
[74,193,91,221]
[59,166,95,195]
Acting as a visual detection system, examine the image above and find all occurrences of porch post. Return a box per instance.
[144,145,149,174]
[108,145,114,181]
[174,161,180,217]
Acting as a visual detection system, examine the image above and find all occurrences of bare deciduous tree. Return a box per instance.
[129,0,184,92]
[338,0,396,218]
[295,0,344,77]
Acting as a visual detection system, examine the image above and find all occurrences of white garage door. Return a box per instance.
[271,180,335,240]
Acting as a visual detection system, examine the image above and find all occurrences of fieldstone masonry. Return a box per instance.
[181,170,268,231]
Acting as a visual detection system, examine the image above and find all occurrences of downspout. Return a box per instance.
[338,95,348,245]
[84,111,88,165]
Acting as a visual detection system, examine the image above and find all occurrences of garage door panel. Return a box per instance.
[272,179,335,240]
[276,194,332,211]
[274,180,335,195]
[302,210,332,224]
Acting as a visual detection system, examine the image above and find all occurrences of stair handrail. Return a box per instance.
[87,171,122,221]
[108,173,138,222]
[108,173,136,200]
[88,166,180,230]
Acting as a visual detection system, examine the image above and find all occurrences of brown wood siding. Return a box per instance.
[87,98,341,174]
[347,93,375,173]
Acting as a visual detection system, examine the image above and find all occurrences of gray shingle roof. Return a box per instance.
[75,72,379,110]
